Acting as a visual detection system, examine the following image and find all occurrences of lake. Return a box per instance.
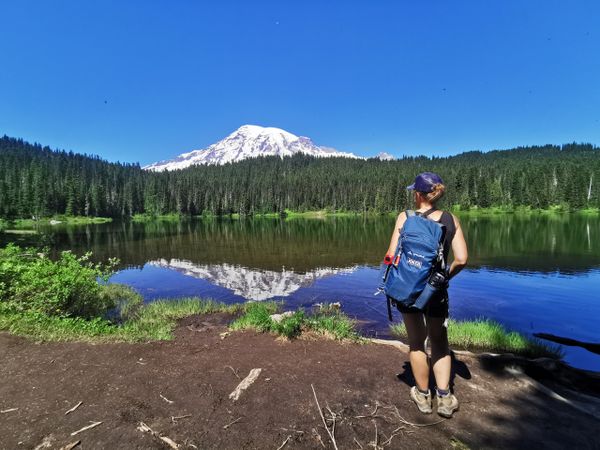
[3,214,600,371]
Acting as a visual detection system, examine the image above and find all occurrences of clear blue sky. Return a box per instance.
[1,1,599,165]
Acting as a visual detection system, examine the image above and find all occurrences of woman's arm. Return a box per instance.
[448,214,468,279]
[386,212,407,257]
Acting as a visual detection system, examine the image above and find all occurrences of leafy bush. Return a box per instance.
[231,302,360,341]
[0,244,124,319]
[229,302,279,333]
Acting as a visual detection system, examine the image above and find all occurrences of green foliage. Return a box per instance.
[1,136,599,219]
[0,302,117,341]
[305,306,360,340]
[116,298,245,341]
[390,319,562,359]
[0,297,246,342]
[0,244,120,318]
[231,302,361,341]
[229,302,279,333]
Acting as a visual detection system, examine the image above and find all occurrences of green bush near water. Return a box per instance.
[390,319,562,359]
[230,302,362,341]
[0,298,245,342]
[0,244,128,318]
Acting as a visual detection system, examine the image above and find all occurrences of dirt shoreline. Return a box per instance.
[1,313,598,450]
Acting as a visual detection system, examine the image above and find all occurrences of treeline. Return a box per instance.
[0,135,599,218]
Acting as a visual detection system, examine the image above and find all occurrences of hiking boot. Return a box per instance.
[410,386,433,414]
[436,393,459,418]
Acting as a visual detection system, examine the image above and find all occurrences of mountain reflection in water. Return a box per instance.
[149,258,356,301]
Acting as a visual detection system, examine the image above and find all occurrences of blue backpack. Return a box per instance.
[381,209,447,319]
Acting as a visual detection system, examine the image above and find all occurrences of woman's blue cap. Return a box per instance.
[407,172,444,193]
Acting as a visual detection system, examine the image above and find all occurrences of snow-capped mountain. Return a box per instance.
[143,125,361,171]
[376,152,395,161]
[149,258,357,301]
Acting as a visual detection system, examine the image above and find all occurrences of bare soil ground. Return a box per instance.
[1,313,598,450]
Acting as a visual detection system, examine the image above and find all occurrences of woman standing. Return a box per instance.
[385,172,468,418]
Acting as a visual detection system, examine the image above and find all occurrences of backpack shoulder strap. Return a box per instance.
[421,208,437,218]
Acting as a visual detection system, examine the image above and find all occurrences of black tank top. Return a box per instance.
[437,211,456,263]
[415,209,456,264]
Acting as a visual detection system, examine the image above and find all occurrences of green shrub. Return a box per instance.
[273,310,305,338]
[0,244,120,318]
[229,302,279,333]
[231,302,360,341]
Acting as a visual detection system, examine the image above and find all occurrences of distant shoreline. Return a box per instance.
[1,206,599,230]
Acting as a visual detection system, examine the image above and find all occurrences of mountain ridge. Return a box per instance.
[143,125,361,171]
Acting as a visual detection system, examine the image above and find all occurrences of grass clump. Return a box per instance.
[390,319,562,359]
[0,297,246,343]
[119,298,245,341]
[230,302,361,341]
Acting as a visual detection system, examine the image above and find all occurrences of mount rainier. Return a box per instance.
[143,125,362,171]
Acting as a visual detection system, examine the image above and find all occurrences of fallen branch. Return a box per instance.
[354,437,364,449]
[171,414,192,423]
[160,394,174,404]
[276,435,292,450]
[70,421,102,436]
[65,401,83,415]
[137,422,179,449]
[58,441,81,450]
[223,417,242,430]
[0,408,18,414]
[229,368,262,401]
[311,384,339,450]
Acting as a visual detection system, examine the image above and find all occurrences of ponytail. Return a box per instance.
[425,183,445,204]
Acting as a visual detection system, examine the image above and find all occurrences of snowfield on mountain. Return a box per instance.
[143,125,361,171]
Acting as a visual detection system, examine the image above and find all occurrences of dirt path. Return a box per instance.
[1,313,598,450]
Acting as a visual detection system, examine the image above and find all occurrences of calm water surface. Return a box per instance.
[4,215,600,370]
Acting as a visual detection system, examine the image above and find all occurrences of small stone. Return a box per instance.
[270,311,294,323]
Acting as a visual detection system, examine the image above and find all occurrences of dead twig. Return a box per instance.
[354,437,364,449]
[171,414,192,423]
[277,435,292,450]
[311,428,326,449]
[70,421,102,436]
[225,365,241,379]
[137,422,179,449]
[325,405,339,441]
[65,401,83,415]
[311,384,339,450]
[371,419,380,449]
[160,394,174,404]
[280,428,304,434]
[223,417,242,429]
[380,426,405,447]
[58,441,80,450]
[0,408,18,414]
[393,406,445,427]
[355,402,380,419]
